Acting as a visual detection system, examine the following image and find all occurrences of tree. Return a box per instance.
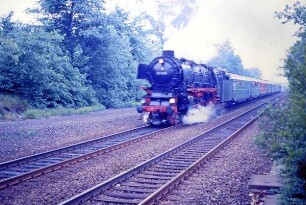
[105,8,160,102]
[257,2,306,204]
[156,0,197,43]
[107,8,160,63]
[133,0,197,48]
[207,40,245,74]
[34,0,105,54]
[80,24,137,108]
[77,7,151,107]
[29,0,164,108]
[244,67,262,79]
[0,14,96,108]
[208,40,263,78]
[276,1,306,34]
[0,11,14,34]
[33,0,148,108]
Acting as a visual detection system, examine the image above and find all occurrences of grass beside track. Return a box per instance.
[0,94,106,120]
[0,94,144,121]
[23,105,106,119]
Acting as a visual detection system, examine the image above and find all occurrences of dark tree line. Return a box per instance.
[0,0,160,108]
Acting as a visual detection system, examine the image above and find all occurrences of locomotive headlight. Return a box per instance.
[141,97,151,104]
[140,99,146,104]
[169,98,176,104]
[158,58,164,64]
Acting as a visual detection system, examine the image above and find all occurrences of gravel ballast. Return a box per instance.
[0,96,279,204]
[0,108,143,162]
[158,124,273,205]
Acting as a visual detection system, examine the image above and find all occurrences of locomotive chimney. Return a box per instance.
[162,50,175,57]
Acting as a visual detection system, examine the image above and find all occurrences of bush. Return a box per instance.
[0,20,97,109]
[256,99,306,205]
[256,3,306,203]
[0,94,27,120]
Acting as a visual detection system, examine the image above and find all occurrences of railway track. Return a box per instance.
[59,94,285,205]
[0,94,276,190]
[0,125,181,189]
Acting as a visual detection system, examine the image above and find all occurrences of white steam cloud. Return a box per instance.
[182,104,216,125]
[142,112,149,124]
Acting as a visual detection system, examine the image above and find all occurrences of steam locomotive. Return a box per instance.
[137,50,281,126]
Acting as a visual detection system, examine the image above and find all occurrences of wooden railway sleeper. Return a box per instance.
[143,170,177,177]
[94,196,140,204]
[119,181,162,188]
[137,174,173,180]
[113,185,154,193]
[130,177,168,184]
[104,190,149,199]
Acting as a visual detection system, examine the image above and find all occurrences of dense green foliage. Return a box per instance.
[208,40,262,79]
[0,14,96,108]
[257,2,306,204]
[0,1,162,110]
[31,0,159,108]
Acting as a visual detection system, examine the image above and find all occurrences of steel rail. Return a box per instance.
[59,94,285,205]
[0,93,278,190]
[0,125,181,189]
[140,94,286,204]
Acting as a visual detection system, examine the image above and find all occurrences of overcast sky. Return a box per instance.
[0,0,300,83]
[164,0,298,83]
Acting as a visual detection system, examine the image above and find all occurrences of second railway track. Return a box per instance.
[0,125,180,189]
[59,94,285,205]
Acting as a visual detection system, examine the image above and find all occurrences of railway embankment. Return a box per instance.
[0,95,283,204]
